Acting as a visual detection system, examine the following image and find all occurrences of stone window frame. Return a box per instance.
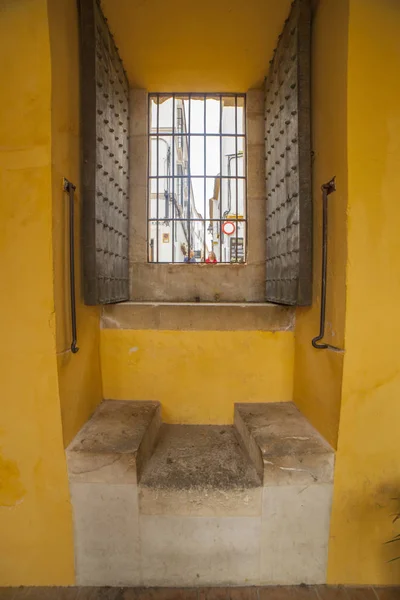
[129,89,266,303]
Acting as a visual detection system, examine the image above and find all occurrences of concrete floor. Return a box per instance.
[0,586,399,599]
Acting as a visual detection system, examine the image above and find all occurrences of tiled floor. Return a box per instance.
[0,587,398,600]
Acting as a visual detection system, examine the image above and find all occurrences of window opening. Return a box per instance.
[148,93,246,264]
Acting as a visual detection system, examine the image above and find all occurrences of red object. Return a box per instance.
[205,258,217,264]
[222,221,236,235]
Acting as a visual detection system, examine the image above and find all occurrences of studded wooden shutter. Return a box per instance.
[265,0,312,306]
[79,0,129,305]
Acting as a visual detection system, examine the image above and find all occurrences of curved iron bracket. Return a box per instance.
[312,177,336,350]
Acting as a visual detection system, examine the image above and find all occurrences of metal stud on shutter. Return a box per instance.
[265,0,312,306]
[80,0,129,305]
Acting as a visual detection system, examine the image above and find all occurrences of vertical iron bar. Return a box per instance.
[64,178,79,354]
[235,95,238,262]
[204,94,207,262]
[156,93,160,262]
[312,177,336,349]
[172,95,175,263]
[219,95,223,264]
[243,94,247,262]
[187,95,191,257]
[147,94,151,260]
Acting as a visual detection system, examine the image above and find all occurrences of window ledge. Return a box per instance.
[101,301,295,332]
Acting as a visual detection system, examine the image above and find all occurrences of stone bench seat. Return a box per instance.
[66,400,161,484]
[235,402,335,485]
[66,400,335,587]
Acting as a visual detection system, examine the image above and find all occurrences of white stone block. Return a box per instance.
[260,484,333,584]
[71,483,141,586]
[140,515,261,586]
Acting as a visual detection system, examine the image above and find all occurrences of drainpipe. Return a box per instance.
[223,152,243,218]
[152,136,171,219]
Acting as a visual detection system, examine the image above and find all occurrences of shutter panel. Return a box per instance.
[79,0,129,305]
[265,0,312,306]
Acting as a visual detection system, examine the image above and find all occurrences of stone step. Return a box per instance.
[234,401,335,485]
[138,424,262,586]
[234,402,335,584]
[66,400,161,587]
[66,400,161,484]
[139,424,262,516]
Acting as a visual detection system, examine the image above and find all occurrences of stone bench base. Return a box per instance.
[67,401,334,586]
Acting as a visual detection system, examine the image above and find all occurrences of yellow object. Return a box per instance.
[0,0,74,585]
[328,0,400,585]
[293,0,349,449]
[294,0,400,584]
[101,330,294,423]
[101,0,292,91]
[48,0,103,448]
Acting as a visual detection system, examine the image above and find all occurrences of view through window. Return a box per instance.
[148,94,246,264]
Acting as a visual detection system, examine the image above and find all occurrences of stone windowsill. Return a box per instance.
[101,301,295,331]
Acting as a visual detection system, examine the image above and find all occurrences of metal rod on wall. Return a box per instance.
[312,177,336,350]
[63,178,79,354]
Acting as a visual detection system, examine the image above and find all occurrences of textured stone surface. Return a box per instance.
[2,587,395,599]
[198,589,259,600]
[71,483,140,586]
[316,588,368,600]
[235,403,334,485]
[66,403,336,587]
[344,589,379,600]
[139,425,262,516]
[101,302,294,332]
[260,485,333,584]
[140,516,261,586]
[67,400,161,483]
[129,263,268,303]
[373,589,400,600]
[122,591,198,600]
[258,588,318,599]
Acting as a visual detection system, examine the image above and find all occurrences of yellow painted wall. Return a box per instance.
[293,0,349,448]
[0,0,74,585]
[2,0,399,587]
[328,0,400,584]
[48,0,103,448]
[101,330,294,423]
[101,0,291,92]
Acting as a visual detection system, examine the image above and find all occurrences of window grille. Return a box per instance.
[148,93,246,264]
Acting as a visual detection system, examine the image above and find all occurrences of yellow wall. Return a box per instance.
[101,330,294,423]
[2,0,400,588]
[101,0,291,92]
[328,0,400,584]
[48,0,103,448]
[0,0,74,585]
[293,0,349,448]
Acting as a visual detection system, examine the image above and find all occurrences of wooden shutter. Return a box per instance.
[265,0,312,306]
[79,0,129,305]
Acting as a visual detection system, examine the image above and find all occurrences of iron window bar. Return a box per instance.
[149,175,246,180]
[63,178,79,354]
